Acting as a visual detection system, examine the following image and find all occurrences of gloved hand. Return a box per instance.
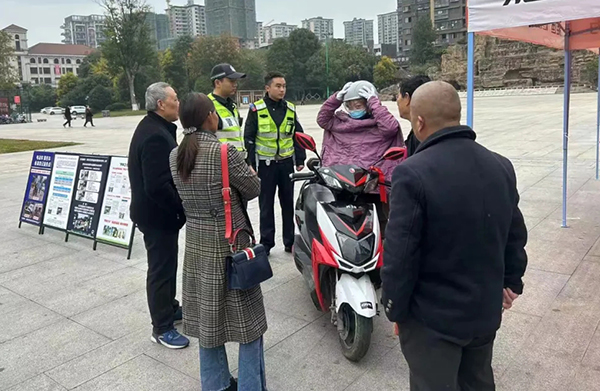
[358,85,378,101]
[336,82,353,101]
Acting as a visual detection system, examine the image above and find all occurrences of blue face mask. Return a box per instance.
[349,110,367,119]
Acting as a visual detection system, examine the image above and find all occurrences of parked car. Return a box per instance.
[40,107,53,114]
[70,106,87,116]
[47,107,65,115]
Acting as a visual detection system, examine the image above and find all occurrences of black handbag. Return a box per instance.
[220,144,273,290]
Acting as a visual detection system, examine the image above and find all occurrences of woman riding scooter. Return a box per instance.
[316,81,404,230]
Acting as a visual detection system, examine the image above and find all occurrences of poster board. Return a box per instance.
[20,151,54,227]
[95,157,134,248]
[43,153,79,230]
[66,155,110,238]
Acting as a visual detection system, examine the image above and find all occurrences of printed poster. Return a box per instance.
[67,155,110,238]
[96,157,134,247]
[20,151,54,225]
[43,153,79,230]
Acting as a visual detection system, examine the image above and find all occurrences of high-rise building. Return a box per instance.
[61,15,106,48]
[397,0,467,62]
[256,21,264,46]
[167,0,207,38]
[302,17,334,41]
[205,0,257,43]
[261,23,297,46]
[147,13,171,50]
[378,11,399,52]
[344,18,374,49]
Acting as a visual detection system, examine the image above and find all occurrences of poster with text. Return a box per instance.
[96,157,134,246]
[67,155,110,238]
[20,151,54,226]
[43,153,79,230]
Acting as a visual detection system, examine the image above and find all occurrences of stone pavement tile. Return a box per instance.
[498,347,578,391]
[0,242,73,274]
[0,252,127,301]
[33,267,146,317]
[45,329,150,390]
[6,374,67,391]
[568,366,600,391]
[344,345,410,391]
[525,239,590,275]
[144,336,200,381]
[0,300,63,344]
[264,319,395,391]
[521,186,564,203]
[589,238,600,257]
[261,263,301,294]
[263,276,324,323]
[0,319,110,390]
[71,291,149,340]
[559,261,600,304]
[528,218,600,247]
[582,323,600,367]
[584,255,600,264]
[71,354,198,391]
[0,286,28,316]
[493,311,542,378]
[510,269,569,317]
[517,200,560,219]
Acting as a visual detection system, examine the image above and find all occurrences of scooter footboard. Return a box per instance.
[335,274,378,318]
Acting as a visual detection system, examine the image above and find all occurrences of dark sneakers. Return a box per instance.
[150,329,190,349]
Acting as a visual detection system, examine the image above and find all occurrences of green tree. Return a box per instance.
[101,0,155,110]
[88,85,114,111]
[374,56,399,90]
[188,35,241,93]
[57,72,78,102]
[28,85,57,111]
[583,57,599,87]
[236,49,266,90]
[266,38,293,78]
[77,51,102,79]
[0,31,17,88]
[410,16,439,66]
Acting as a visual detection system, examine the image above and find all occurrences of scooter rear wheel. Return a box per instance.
[338,304,373,362]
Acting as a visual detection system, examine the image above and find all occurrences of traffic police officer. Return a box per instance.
[244,71,306,255]
[209,63,246,158]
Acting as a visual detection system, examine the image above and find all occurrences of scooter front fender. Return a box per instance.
[335,274,377,318]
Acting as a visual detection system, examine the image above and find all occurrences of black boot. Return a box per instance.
[226,377,238,391]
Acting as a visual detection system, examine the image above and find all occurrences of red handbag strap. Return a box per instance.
[221,143,233,241]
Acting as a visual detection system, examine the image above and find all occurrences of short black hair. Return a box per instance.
[400,75,431,98]
[265,72,286,86]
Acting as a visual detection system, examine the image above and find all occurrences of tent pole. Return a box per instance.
[467,32,475,128]
[596,51,600,180]
[562,23,571,228]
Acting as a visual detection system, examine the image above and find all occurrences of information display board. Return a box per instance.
[20,151,54,226]
[43,153,79,230]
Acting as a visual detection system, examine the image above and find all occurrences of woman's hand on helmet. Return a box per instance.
[336,82,354,101]
[358,85,378,101]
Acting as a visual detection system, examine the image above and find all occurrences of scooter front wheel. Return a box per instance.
[338,303,373,362]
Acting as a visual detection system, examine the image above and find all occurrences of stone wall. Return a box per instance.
[440,36,597,89]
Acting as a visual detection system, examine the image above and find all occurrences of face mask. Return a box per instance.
[349,109,367,119]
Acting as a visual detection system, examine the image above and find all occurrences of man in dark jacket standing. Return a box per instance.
[128,82,189,349]
[396,75,430,157]
[382,81,527,390]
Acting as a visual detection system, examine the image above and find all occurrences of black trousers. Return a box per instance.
[84,117,94,126]
[399,317,496,391]
[139,226,180,335]
[63,118,71,127]
[258,158,295,250]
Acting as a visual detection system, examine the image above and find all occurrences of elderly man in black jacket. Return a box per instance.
[382,81,527,391]
[128,82,189,349]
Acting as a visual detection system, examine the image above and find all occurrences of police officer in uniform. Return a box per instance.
[209,63,246,158]
[244,72,306,255]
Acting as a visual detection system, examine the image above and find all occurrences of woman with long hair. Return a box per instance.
[169,92,267,391]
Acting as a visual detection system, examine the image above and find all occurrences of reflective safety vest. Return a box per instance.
[208,93,245,152]
[254,99,295,160]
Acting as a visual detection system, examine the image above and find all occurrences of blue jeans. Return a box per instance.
[199,336,267,391]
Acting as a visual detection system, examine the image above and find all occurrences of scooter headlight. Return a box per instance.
[323,174,343,190]
[336,232,375,266]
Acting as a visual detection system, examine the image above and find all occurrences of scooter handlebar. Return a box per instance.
[290,172,317,182]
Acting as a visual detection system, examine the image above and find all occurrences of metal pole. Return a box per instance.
[596,51,600,180]
[467,32,475,128]
[562,23,572,228]
[325,38,330,97]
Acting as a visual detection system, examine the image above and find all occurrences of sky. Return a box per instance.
[1,0,397,47]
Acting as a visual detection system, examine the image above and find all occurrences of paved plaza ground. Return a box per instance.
[1,94,600,390]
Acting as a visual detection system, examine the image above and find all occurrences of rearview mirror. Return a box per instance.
[382,147,407,161]
[295,133,317,152]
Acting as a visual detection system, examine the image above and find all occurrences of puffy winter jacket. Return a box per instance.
[317,93,404,182]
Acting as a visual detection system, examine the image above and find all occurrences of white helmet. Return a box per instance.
[343,80,377,102]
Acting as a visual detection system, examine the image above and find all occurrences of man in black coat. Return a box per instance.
[128,82,189,349]
[396,75,431,157]
[382,81,527,390]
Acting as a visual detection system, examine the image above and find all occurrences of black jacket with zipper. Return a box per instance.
[382,125,528,340]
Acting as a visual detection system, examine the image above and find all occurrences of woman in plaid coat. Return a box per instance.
[169,92,267,391]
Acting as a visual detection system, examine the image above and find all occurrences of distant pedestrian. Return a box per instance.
[63,106,72,128]
[382,81,528,391]
[128,82,189,350]
[84,106,94,127]
[170,92,267,391]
